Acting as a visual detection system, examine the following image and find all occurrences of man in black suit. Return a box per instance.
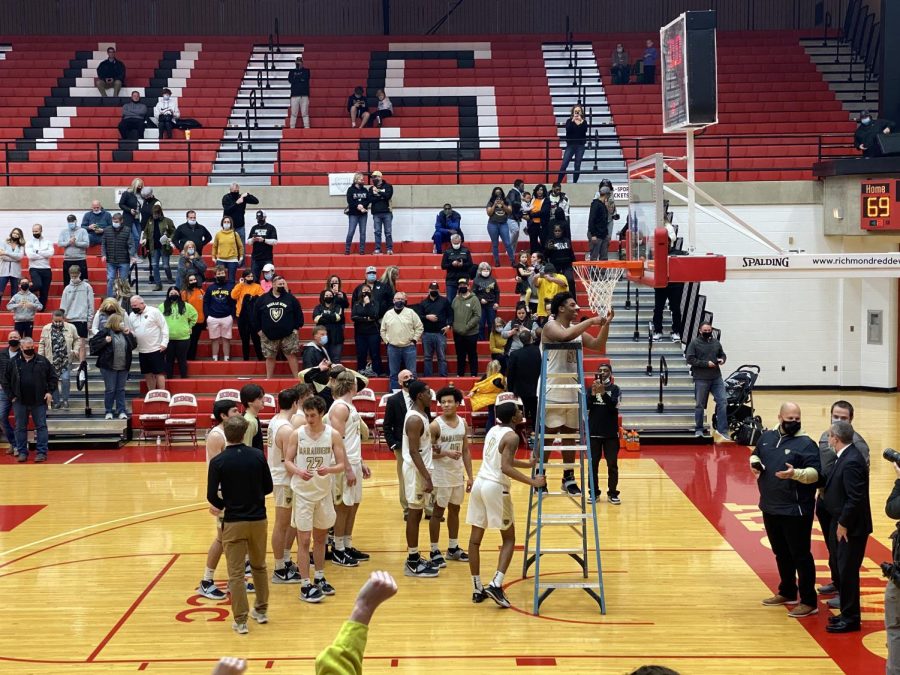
[382,369,415,519]
[505,331,540,436]
[822,420,872,633]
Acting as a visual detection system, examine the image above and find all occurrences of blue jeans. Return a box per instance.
[694,376,728,434]
[150,248,173,285]
[372,213,393,252]
[0,388,15,446]
[479,304,496,341]
[217,260,240,284]
[0,276,19,300]
[354,333,383,375]
[51,367,70,406]
[345,214,368,253]
[13,400,48,457]
[100,367,129,415]
[432,228,462,252]
[507,219,521,251]
[446,282,458,305]
[387,344,417,390]
[422,332,447,376]
[487,221,515,266]
[557,143,586,183]
[106,262,131,298]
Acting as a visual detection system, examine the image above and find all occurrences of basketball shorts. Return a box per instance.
[291,493,336,532]
[333,462,363,506]
[402,461,432,510]
[273,484,293,509]
[433,484,465,509]
[466,478,513,531]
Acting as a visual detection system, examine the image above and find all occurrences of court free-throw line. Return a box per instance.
[63,454,83,464]
[0,502,207,559]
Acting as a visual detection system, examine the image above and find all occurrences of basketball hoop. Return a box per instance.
[572,260,644,318]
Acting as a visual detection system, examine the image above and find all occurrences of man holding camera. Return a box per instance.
[884,457,900,672]
[821,420,871,633]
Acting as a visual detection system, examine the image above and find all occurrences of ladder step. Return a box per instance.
[533,513,590,524]
[544,403,581,409]
[538,581,602,589]
[533,547,585,554]
[541,446,588,453]
[538,461,583,469]
[544,383,583,389]
[545,434,581,440]
[545,372,579,378]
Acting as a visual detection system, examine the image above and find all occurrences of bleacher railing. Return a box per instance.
[0,131,857,186]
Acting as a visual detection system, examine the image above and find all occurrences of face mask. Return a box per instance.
[223,223,232,230]
[188,281,198,288]
[163,94,170,101]
[361,293,371,300]
[700,332,712,340]
[366,273,376,282]
[32,232,40,238]
[401,379,413,388]
[264,272,273,280]
[324,296,333,303]
[8,340,19,348]
[781,420,801,436]
[186,248,195,255]
[394,301,406,311]
[168,294,179,301]
[52,322,63,329]
[22,348,34,356]
[429,291,438,298]
[132,307,143,315]
[480,270,490,277]
[319,335,329,345]
[19,284,29,292]
[216,276,226,284]
[452,243,461,250]
[187,219,197,225]
[68,222,78,230]
[831,415,848,424]
[861,117,872,125]
[458,286,468,294]
[244,277,254,284]
[92,208,101,214]
[112,222,122,229]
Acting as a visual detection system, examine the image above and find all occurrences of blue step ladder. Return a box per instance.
[522,341,606,615]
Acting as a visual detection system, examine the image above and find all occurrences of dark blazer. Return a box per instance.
[506,343,540,400]
[382,390,410,452]
[823,443,873,538]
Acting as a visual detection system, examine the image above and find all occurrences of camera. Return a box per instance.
[884,448,900,465]
[882,562,900,588]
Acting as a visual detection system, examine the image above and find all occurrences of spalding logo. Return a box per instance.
[742,257,790,268]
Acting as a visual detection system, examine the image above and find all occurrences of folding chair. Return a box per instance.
[352,387,377,440]
[164,393,199,450]
[138,389,171,443]
[374,393,392,450]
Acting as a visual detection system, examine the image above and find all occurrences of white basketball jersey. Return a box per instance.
[326,398,361,465]
[432,415,467,487]
[290,424,336,500]
[267,415,292,486]
[206,425,226,464]
[478,425,517,488]
[401,409,433,471]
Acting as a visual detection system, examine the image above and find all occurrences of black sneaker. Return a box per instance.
[404,557,439,578]
[446,546,469,562]
[485,584,511,608]
[472,588,489,603]
[316,577,336,596]
[299,583,324,603]
[346,546,370,562]
[331,549,359,568]
[272,567,300,584]
[562,478,582,496]
[197,579,227,600]
[430,550,447,568]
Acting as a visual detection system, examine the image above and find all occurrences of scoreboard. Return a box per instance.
[660,11,718,134]
[860,180,899,230]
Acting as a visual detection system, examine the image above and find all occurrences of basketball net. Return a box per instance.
[573,265,626,318]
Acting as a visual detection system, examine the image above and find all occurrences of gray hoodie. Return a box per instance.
[7,290,42,322]
[60,279,95,323]
[57,225,90,260]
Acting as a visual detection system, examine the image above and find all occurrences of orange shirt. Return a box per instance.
[182,287,205,323]
[231,281,264,316]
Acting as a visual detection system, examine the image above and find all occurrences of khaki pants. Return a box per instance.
[221,519,269,624]
[96,79,122,97]
[290,96,310,129]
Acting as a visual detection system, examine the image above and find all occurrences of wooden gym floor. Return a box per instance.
[0,390,896,674]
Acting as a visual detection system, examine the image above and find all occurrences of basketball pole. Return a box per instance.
[686,128,696,253]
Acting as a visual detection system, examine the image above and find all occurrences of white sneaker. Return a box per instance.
[250,608,268,624]
[652,332,664,342]
[118,412,129,420]
[212,355,218,361]
[104,413,113,420]
[671,333,681,342]
[232,621,249,634]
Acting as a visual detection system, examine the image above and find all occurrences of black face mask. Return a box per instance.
[781,420,802,436]
[458,286,468,294]
[700,332,713,340]
[132,307,143,315]
[324,297,334,304]
[429,291,438,298]
[19,284,29,292]
[22,348,34,356]
[8,340,19,348]
[188,281,198,288]
[216,276,226,284]
[168,294,179,301]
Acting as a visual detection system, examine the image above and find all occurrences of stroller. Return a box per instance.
[724,365,764,446]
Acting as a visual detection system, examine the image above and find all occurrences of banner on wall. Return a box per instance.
[725,252,900,278]
[328,173,357,196]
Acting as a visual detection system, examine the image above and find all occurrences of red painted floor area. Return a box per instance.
[645,444,886,675]
[0,504,46,531]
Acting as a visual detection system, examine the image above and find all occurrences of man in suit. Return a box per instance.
[382,369,415,519]
[822,420,872,633]
[505,331,540,436]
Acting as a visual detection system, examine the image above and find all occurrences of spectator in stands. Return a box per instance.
[142,203,175,291]
[546,223,576,296]
[138,186,158,281]
[368,89,393,127]
[247,210,277,281]
[80,200,112,247]
[231,269,263,362]
[588,186,611,260]
[118,91,148,140]
[181,272,205,361]
[513,251,532,304]
[57,215,91,286]
[288,55,311,129]
[60,264,93,363]
[685,321,728,439]
[102,213,136,298]
[489,315,508,371]
[611,43,630,84]
[91,297,124,336]
[25,224,52,310]
[222,183,260,245]
[351,284,382,377]
[7,279,42,338]
[502,302,538,355]
[351,265,383,308]
[128,295,169,392]
[506,178,526,251]
[417,281,452,378]
[526,251,546,315]
[0,331,19,455]
[473,262,500,340]
[855,110,895,157]
[38,310,77,410]
[441,234,473,304]
[119,177,144,246]
[642,40,658,84]
[485,187,514,268]
[255,274,303,380]
[6,336,55,463]
[89,312,136,420]
[432,203,463,254]
[160,286,196,379]
[528,184,550,252]
[0,228,25,301]
[96,46,125,97]
[212,216,244,284]
[153,88,179,140]
[468,360,505,431]
[556,105,589,184]
[368,171,394,255]
[173,210,213,257]
[326,274,350,335]
[348,86,370,128]
[506,330,540,435]
[533,262,568,322]
[313,288,345,364]
[451,277,481,377]
[176,241,207,293]
[380,291,423,390]
[548,182,571,239]
[345,173,370,256]
[204,266,236,363]
[301,326,331,371]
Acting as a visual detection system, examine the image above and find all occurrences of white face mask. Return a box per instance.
[452,243,461,250]
[264,272,273,280]
[480,270,490,277]
[187,219,197,225]
[163,94,170,101]
[223,222,232,230]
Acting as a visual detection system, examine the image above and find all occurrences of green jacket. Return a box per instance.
[451,292,481,336]
[160,302,197,340]
[143,217,176,253]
